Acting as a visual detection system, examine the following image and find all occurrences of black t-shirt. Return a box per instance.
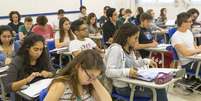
[138,27,154,58]
[4,56,55,92]
[102,20,117,43]
[8,22,24,33]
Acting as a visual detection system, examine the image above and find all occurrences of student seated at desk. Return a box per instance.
[102,7,118,45]
[52,9,65,30]
[171,12,201,76]
[44,50,112,101]
[79,6,87,19]
[69,19,102,56]
[187,8,200,26]
[136,13,158,58]
[4,34,55,101]
[146,9,166,34]
[99,6,110,28]
[156,8,167,27]
[32,16,54,40]
[117,9,133,28]
[0,25,20,66]
[18,16,33,41]
[8,11,24,34]
[135,7,144,25]
[55,17,75,48]
[104,23,168,101]
[87,13,100,35]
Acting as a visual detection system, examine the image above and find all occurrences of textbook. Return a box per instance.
[20,78,53,98]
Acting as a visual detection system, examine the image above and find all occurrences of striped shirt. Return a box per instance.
[59,85,94,101]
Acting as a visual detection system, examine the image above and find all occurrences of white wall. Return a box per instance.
[0,0,131,25]
[1,0,200,25]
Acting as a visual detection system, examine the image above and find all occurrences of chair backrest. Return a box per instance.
[46,39,55,51]
[167,27,177,39]
[39,88,48,101]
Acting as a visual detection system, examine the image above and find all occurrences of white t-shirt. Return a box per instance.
[69,38,97,52]
[171,29,195,65]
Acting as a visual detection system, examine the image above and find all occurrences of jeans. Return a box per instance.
[115,86,168,101]
[182,61,201,75]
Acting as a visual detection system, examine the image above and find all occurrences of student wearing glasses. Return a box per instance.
[69,19,102,56]
[44,50,112,101]
[171,12,201,78]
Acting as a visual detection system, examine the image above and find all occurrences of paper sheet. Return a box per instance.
[20,78,53,98]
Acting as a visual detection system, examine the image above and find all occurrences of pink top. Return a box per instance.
[32,24,54,39]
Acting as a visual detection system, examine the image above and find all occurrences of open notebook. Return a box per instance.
[137,68,178,82]
[20,78,53,98]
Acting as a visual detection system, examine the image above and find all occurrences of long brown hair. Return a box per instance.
[59,17,74,42]
[87,13,98,29]
[160,8,167,22]
[51,50,105,98]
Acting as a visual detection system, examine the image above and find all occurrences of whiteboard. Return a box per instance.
[0,0,81,17]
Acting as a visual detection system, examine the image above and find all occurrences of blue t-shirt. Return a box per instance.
[138,27,154,58]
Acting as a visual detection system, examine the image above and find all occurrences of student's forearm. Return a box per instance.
[135,43,153,49]
[11,78,28,91]
[92,79,112,101]
[187,49,201,56]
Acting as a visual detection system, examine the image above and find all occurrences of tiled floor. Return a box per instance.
[168,85,201,101]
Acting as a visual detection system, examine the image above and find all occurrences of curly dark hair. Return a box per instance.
[9,11,21,22]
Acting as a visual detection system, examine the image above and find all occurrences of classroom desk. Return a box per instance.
[0,66,9,101]
[49,47,72,67]
[16,91,35,101]
[144,44,170,68]
[88,34,103,39]
[115,77,181,101]
[186,54,201,79]
[0,74,8,101]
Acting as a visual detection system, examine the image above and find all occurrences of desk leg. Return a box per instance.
[161,52,165,68]
[150,88,157,101]
[195,61,201,79]
[149,51,153,59]
[59,54,62,68]
[130,85,136,101]
[0,78,6,101]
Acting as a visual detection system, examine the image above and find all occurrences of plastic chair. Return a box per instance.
[167,27,177,38]
[46,39,56,52]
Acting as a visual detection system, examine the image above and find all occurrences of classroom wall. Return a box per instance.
[1,0,200,25]
[0,0,132,25]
